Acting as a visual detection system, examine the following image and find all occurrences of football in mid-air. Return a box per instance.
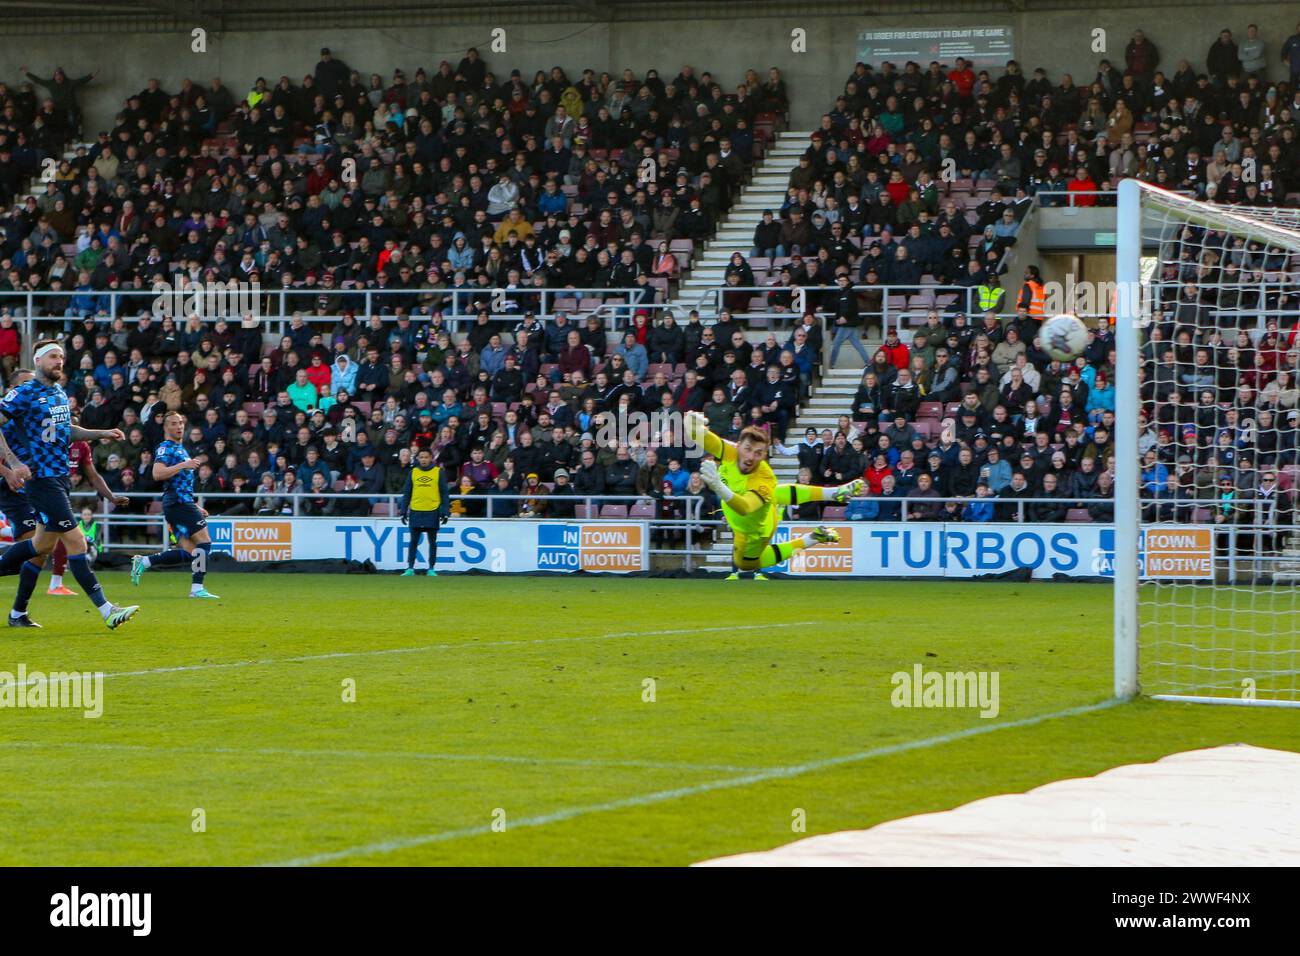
[1040,313,1089,361]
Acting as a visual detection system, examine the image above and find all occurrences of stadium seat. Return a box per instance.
[599,504,628,518]
[822,506,847,520]
[574,504,592,518]
[918,401,943,419]
[629,502,655,519]
[1065,508,1093,523]
[1192,507,1212,523]
[371,502,392,516]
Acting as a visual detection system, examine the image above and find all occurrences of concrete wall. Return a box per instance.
[0,5,1294,135]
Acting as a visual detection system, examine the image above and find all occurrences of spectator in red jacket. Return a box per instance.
[304,352,332,396]
[1067,166,1098,206]
[879,328,911,370]
[0,315,20,380]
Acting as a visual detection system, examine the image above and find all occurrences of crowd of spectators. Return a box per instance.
[0,48,788,325]
[725,23,1300,534]
[2,26,1299,545]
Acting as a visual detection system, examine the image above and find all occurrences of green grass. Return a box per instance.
[0,574,1295,866]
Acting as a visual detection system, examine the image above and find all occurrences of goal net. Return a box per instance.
[1115,180,1299,707]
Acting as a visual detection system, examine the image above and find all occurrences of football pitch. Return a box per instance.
[0,573,1295,866]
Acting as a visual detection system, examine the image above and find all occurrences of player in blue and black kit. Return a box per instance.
[0,368,38,548]
[130,409,219,598]
[0,341,139,628]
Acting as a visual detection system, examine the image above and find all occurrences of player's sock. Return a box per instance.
[143,547,191,568]
[11,563,41,615]
[757,537,809,568]
[49,574,63,590]
[0,540,37,576]
[67,553,110,612]
[190,542,211,591]
[775,484,830,507]
[52,540,67,578]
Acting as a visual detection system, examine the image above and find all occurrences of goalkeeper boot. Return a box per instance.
[811,525,841,545]
[834,479,864,503]
[753,572,770,581]
[725,572,740,580]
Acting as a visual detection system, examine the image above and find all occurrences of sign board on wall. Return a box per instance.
[202,519,1212,579]
[857,27,1014,67]
[206,518,648,573]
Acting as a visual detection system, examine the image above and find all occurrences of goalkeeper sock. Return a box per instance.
[775,484,829,507]
[756,537,809,569]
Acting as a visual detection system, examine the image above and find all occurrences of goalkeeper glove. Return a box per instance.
[699,458,733,502]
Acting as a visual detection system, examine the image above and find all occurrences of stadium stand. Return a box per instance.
[0,27,1295,552]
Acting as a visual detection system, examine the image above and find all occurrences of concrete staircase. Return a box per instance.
[674,130,812,315]
[1272,532,1300,581]
[770,367,864,482]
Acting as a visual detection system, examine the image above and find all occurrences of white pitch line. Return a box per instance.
[0,740,763,775]
[1,620,820,688]
[261,697,1122,867]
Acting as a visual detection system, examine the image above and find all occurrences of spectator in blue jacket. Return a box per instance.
[962,483,996,521]
[614,331,649,379]
[330,354,357,396]
[296,446,331,490]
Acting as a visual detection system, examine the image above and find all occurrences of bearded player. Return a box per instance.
[684,411,859,579]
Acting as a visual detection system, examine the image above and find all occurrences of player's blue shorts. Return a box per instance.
[27,476,77,534]
[408,510,443,530]
[0,486,36,537]
[164,501,207,539]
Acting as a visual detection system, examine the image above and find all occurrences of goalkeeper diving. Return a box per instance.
[684,411,861,578]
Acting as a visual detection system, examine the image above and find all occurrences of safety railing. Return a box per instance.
[62,489,710,566]
[0,285,678,352]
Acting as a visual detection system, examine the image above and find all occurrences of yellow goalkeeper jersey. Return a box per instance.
[702,430,779,538]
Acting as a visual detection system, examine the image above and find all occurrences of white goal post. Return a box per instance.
[1115,179,1300,707]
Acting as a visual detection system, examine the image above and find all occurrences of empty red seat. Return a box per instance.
[599,504,628,519]
[1065,508,1092,523]
[822,505,847,520]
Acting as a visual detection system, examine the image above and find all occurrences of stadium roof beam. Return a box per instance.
[131,0,224,32]
[565,0,607,17]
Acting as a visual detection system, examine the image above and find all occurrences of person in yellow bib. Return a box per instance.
[399,447,450,576]
[684,411,861,579]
